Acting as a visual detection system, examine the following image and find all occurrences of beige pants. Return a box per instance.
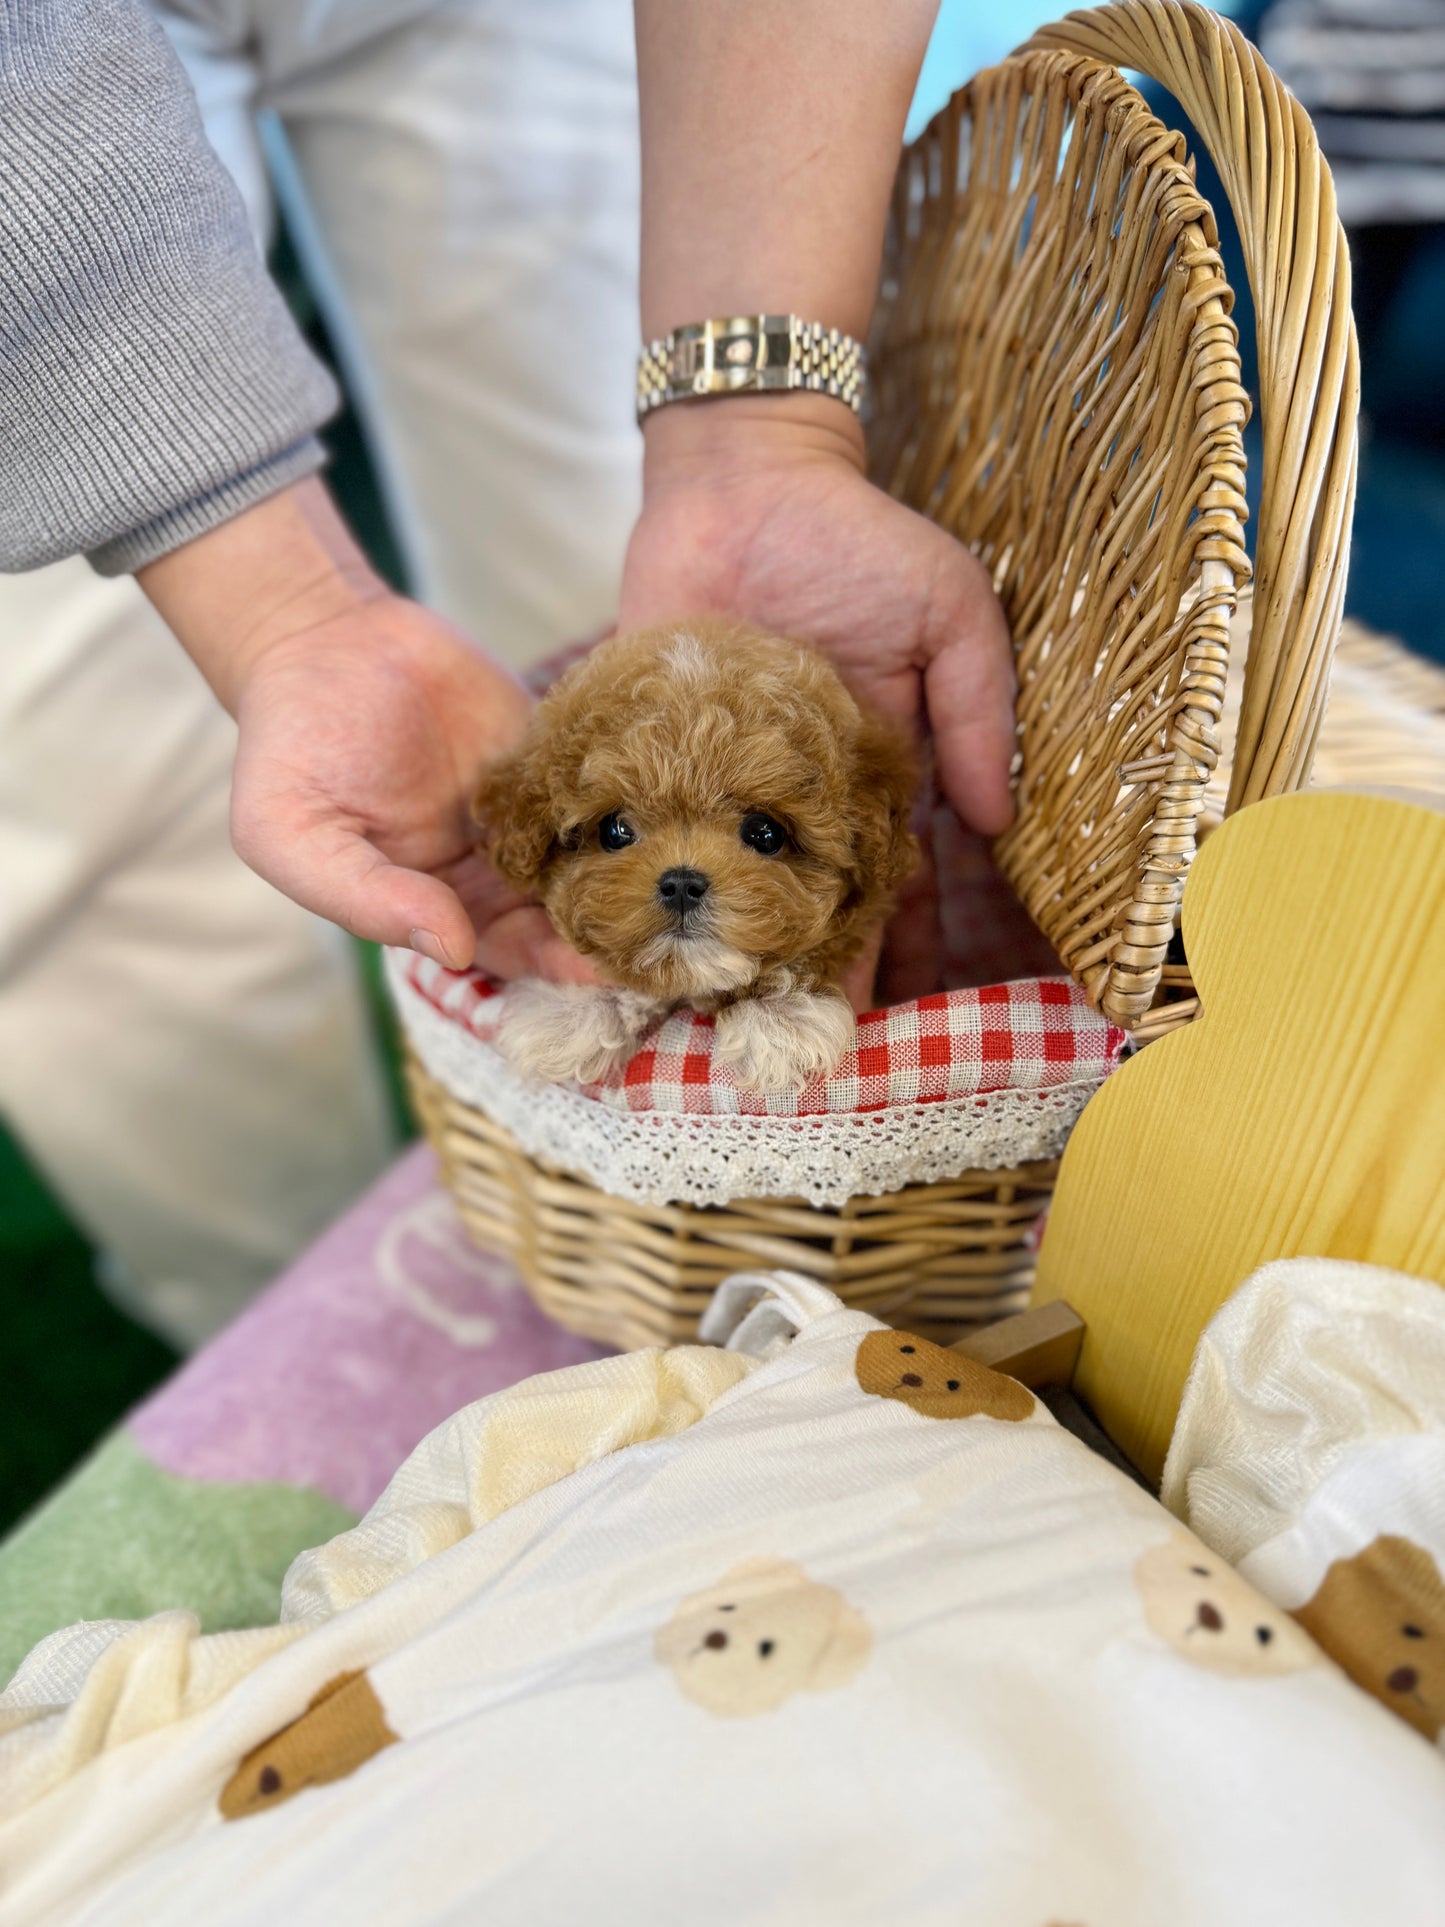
[0,0,642,1347]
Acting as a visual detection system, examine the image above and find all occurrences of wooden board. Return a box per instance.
[1032,790,1445,1484]
[951,1301,1085,1389]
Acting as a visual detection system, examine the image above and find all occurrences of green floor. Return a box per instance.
[0,1132,177,1535]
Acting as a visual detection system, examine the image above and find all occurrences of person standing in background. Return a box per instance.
[0,0,1012,1347]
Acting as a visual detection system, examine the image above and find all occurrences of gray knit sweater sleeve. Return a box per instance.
[0,0,338,576]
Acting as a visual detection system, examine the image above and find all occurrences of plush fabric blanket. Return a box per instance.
[4,1276,1441,1926]
[1164,1256,1445,1748]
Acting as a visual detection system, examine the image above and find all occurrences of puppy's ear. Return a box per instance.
[473,747,558,896]
[846,712,920,900]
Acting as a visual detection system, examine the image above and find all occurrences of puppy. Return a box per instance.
[473,619,918,1090]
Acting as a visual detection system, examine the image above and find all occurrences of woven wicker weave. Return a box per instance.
[1218,610,1445,813]
[408,1,1366,1348]
[409,1055,1059,1348]
[1132,609,1445,1040]
[872,1,1359,1024]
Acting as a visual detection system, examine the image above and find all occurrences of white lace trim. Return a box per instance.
[393,966,1107,1208]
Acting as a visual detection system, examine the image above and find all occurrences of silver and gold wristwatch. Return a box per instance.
[636,314,867,421]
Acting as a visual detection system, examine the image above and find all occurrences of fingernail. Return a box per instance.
[409,928,451,968]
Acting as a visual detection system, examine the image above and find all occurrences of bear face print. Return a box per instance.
[1134,1532,1321,1678]
[1295,1534,1445,1744]
[855,1329,1035,1422]
[219,1670,398,1820]
[655,1557,871,1718]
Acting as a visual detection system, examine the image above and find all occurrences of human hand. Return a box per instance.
[138,478,595,982]
[619,397,1016,1002]
[619,396,1016,838]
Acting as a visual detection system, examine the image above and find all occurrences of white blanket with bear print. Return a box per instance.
[1164,1256,1445,1750]
[2,1276,1443,1927]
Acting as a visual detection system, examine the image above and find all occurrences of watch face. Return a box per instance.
[669,329,768,392]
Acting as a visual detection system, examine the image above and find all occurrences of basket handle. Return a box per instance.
[1025,0,1360,814]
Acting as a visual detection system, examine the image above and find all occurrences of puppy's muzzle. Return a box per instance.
[656,866,710,927]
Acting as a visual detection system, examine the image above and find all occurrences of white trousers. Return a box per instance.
[0,0,643,1348]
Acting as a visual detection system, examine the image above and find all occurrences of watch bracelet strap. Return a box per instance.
[636,314,867,420]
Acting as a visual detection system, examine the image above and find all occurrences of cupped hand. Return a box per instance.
[138,477,595,982]
[619,395,1016,838]
[229,597,595,980]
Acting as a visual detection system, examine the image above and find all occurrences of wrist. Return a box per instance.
[137,477,387,714]
[641,392,866,504]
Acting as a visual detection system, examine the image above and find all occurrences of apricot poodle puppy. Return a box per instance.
[473,619,917,1090]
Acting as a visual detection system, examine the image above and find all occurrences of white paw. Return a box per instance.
[497,982,665,1085]
[713,990,854,1092]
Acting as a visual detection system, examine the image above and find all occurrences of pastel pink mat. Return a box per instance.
[129,1144,609,1517]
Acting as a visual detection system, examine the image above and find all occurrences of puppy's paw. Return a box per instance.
[713,990,854,1092]
[498,981,665,1085]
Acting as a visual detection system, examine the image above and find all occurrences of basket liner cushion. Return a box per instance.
[388,951,1125,1209]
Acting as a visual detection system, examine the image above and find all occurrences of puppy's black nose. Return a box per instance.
[657,866,710,913]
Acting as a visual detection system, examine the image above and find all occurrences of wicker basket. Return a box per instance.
[407,1055,1063,1350]
[405,1,1361,1348]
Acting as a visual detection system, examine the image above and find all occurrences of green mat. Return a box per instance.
[0,1429,354,1686]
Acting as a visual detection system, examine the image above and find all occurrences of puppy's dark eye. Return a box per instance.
[599,812,638,851]
[740,812,788,856]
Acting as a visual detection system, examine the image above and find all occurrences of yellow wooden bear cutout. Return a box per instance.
[1033,791,1445,1484]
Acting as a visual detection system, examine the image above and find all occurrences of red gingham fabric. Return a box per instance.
[399,954,1125,1120]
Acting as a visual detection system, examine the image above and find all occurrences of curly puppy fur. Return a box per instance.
[473,620,918,1089]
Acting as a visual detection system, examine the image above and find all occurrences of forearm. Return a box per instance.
[137,478,383,714]
[635,0,940,343]
[624,1,1014,842]
[0,0,336,577]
